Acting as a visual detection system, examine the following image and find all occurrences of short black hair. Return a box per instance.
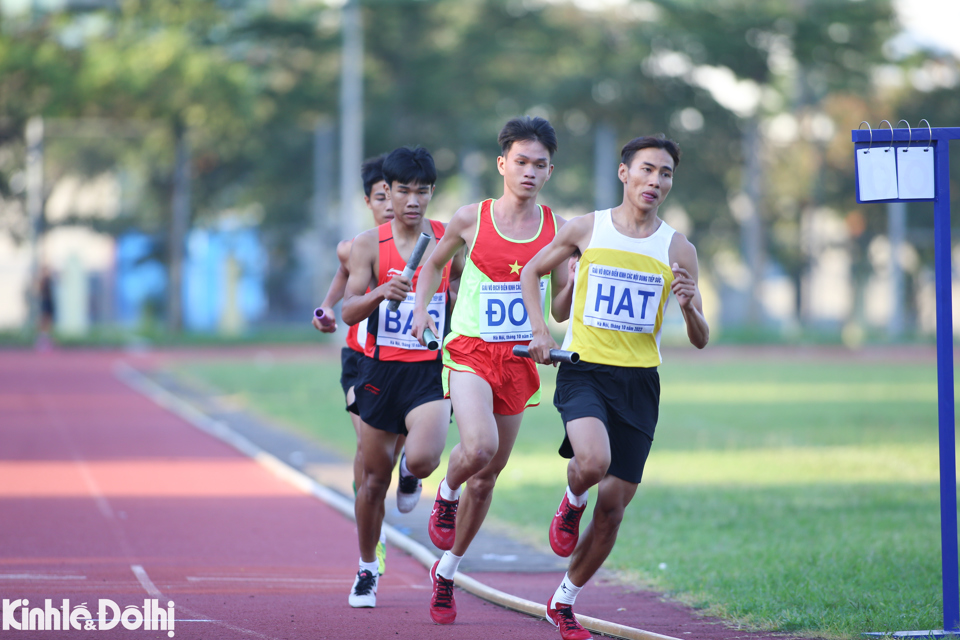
[361,154,387,196]
[620,135,681,170]
[382,147,437,187]
[498,116,558,158]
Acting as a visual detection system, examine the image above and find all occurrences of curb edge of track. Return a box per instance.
[113,360,681,640]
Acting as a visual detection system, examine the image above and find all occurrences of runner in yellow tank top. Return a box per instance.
[520,135,709,640]
[411,117,575,625]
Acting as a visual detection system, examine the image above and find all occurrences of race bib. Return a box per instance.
[478,279,548,342]
[582,264,663,333]
[376,292,446,350]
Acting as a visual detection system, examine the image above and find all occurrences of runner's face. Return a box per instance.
[386,180,434,229]
[364,180,394,225]
[620,148,674,213]
[497,139,553,198]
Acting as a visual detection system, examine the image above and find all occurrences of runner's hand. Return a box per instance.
[671,263,696,309]
[411,305,439,347]
[527,330,559,366]
[379,275,412,304]
[312,307,337,333]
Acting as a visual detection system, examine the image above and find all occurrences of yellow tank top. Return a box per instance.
[561,210,676,367]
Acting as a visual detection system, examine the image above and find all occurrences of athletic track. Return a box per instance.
[0,348,815,640]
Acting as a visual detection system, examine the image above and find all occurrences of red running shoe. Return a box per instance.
[549,493,586,557]
[428,483,459,550]
[429,560,456,624]
[546,595,592,640]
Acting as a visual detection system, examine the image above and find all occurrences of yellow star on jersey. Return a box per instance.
[509,260,522,275]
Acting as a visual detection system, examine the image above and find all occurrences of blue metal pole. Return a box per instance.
[933,138,959,632]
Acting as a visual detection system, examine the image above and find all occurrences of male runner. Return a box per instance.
[341,146,464,608]
[411,116,573,624]
[313,155,409,575]
[520,135,709,640]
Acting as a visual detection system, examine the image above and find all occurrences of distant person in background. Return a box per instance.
[313,154,402,576]
[36,266,55,352]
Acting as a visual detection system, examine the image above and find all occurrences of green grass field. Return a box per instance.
[171,351,953,639]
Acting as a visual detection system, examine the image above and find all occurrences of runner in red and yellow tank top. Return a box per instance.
[440,197,556,413]
[341,147,465,610]
[410,117,576,625]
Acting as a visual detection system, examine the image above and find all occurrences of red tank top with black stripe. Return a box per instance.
[363,219,450,362]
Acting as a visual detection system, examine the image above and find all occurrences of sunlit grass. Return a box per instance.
[172,353,954,639]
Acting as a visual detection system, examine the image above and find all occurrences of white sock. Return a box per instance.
[566,486,588,508]
[436,550,463,580]
[399,454,412,477]
[439,478,462,502]
[379,524,387,544]
[552,573,583,606]
[359,558,379,575]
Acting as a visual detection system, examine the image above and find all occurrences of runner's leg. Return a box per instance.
[566,474,638,587]
[401,398,452,479]
[356,422,400,563]
[451,410,522,556]
[346,385,363,492]
[564,416,611,496]
[446,371,498,488]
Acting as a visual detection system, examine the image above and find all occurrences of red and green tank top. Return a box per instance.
[449,199,557,343]
[364,218,450,362]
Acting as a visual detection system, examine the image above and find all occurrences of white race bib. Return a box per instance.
[582,263,663,333]
[478,279,548,342]
[377,292,446,350]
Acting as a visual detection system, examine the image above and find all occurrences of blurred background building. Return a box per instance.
[0,0,957,345]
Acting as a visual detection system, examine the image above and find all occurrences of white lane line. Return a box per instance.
[131,566,281,640]
[0,574,86,580]
[75,458,114,520]
[130,564,163,598]
[186,576,351,584]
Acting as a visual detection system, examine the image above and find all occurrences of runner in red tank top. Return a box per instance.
[411,117,576,625]
[311,155,401,576]
[341,146,465,610]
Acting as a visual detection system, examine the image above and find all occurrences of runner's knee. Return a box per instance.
[573,453,610,486]
[460,444,497,474]
[404,453,440,479]
[466,471,499,500]
[359,469,391,500]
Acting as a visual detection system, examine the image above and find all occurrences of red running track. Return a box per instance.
[0,350,559,640]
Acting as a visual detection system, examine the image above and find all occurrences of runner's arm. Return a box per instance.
[546,215,575,323]
[550,254,578,323]
[342,230,410,326]
[446,245,467,313]
[521,215,593,364]
[668,234,709,349]
[312,239,353,333]
[411,206,473,343]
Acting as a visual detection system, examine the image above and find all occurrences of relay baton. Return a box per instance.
[512,345,580,364]
[423,326,440,351]
[386,232,432,312]
[313,307,335,329]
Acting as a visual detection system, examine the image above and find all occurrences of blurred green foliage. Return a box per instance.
[1,0,957,328]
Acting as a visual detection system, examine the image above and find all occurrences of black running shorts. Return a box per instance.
[340,347,364,398]
[354,358,445,436]
[553,360,659,484]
